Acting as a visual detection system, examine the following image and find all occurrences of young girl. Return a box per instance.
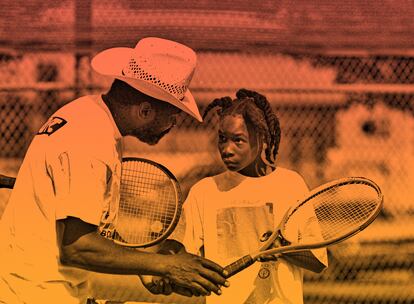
[181,89,328,304]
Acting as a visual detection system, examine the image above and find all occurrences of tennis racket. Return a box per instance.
[0,157,183,248]
[223,176,383,278]
[0,174,15,189]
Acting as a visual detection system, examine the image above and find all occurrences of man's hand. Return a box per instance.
[160,251,229,296]
[139,239,229,297]
[139,275,196,297]
[139,275,173,296]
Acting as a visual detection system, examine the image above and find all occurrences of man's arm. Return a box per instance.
[57,216,228,296]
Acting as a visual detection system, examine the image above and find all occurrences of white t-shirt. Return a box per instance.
[180,168,328,304]
[0,95,122,304]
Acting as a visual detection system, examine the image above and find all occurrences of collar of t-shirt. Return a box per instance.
[95,94,122,140]
[214,168,281,192]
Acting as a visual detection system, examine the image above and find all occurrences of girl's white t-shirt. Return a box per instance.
[179,168,328,304]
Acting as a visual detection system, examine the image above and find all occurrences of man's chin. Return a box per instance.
[132,127,171,146]
[134,136,161,145]
[135,134,166,145]
[144,138,161,145]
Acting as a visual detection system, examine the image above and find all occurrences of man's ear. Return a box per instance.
[136,101,155,121]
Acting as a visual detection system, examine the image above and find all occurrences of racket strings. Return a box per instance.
[120,173,176,218]
[115,161,179,245]
[120,168,176,217]
[285,181,381,243]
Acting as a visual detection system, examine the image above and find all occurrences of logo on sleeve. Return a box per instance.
[37,117,67,136]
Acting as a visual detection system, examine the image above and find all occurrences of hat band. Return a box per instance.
[122,58,187,101]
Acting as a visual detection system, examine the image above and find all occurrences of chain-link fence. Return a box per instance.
[1,1,414,303]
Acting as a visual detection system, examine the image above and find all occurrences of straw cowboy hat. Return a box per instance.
[91,37,202,122]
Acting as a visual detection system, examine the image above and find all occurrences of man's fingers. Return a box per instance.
[161,280,173,295]
[171,284,197,297]
[200,257,225,274]
[153,277,173,295]
[175,280,210,296]
[198,269,229,292]
[190,275,223,296]
[139,275,163,295]
[200,258,229,284]
[148,284,163,295]
[164,253,229,296]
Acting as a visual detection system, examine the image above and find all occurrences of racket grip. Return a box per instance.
[0,174,15,189]
[224,255,254,278]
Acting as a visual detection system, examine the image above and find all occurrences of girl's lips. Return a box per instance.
[223,159,237,166]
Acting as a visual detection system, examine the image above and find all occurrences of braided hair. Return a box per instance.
[203,89,281,167]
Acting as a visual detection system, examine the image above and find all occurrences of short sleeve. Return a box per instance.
[288,172,328,266]
[48,150,110,226]
[300,205,329,266]
[295,179,328,266]
[181,186,204,255]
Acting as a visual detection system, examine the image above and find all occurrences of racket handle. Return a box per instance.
[0,174,15,189]
[224,255,254,278]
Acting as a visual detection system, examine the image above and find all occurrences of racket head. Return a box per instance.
[113,157,183,248]
[280,176,383,248]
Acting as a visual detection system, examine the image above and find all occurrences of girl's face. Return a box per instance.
[218,114,260,174]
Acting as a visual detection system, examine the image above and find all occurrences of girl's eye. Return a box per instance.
[218,135,226,142]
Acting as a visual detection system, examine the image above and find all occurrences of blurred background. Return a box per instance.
[0,0,413,303]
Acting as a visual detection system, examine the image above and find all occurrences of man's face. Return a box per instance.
[218,114,259,172]
[131,102,181,145]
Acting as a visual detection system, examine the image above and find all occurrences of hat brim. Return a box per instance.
[91,47,202,122]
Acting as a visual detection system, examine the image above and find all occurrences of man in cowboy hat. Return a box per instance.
[0,37,228,304]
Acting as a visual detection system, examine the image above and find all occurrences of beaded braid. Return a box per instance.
[202,96,233,120]
[230,98,272,161]
[203,89,281,167]
[236,89,281,164]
